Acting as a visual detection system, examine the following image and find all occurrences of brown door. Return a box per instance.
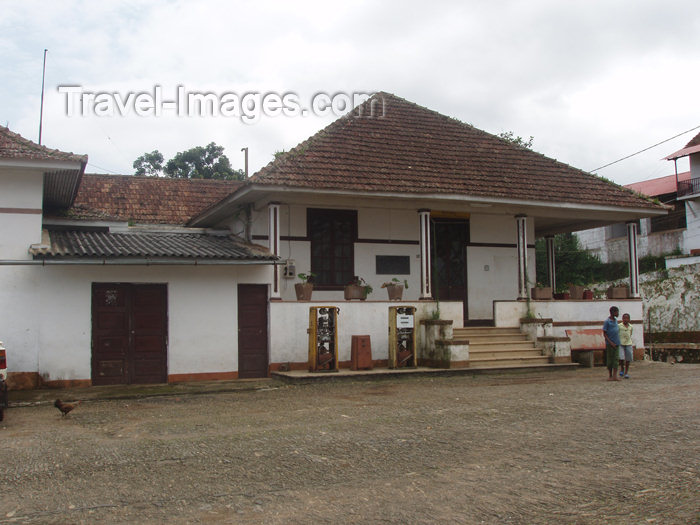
[431,218,469,320]
[237,284,269,378]
[92,283,168,385]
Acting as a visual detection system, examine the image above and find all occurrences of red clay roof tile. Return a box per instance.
[0,125,87,164]
[250,92,661,210]
[61,174,241,225]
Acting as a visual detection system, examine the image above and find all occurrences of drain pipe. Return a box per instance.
[0,259,279,266]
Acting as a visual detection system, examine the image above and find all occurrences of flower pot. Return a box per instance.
[385,284,404,301]
[569,285,585,300]
[553,292,570,300]
[344,284,367,300]
[294,283,313,301]
[530,287,552,300]
[606,286,629,299]
[582,289,594,300]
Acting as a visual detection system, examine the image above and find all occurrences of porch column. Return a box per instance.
[418,209,432,299]
[545,235,556,292]
[626,221,640,298]
[516,215,528,299]
[268,202,281,300]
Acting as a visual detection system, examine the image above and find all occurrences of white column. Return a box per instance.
[418,209,432,299]
[516,215,528,300]
[546,235,556,292]
[627,221,639,298]
[268,203,281,299]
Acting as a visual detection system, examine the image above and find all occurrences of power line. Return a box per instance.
[86,162,122,174]
[591,124,700,172]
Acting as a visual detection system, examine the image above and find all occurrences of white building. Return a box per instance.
[0,93,666,388]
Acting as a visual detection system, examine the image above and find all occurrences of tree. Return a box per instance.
[133,150,164,176]
[535,233,604,291]
[164,142,244,180]
[133,143,245,180]
[498,131,534,149]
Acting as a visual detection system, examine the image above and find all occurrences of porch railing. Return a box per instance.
[678,178,700,198]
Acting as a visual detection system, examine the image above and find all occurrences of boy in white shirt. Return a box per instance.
[618,313,634,379]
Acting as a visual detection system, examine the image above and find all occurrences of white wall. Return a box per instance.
[494,299,645,348]
[270,300,463,364]
[0,170,44,259]
[683,199,700,251]
[468,214,535,319]
[0,263,271,381]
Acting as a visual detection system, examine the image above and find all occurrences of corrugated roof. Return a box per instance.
[57,174,241,225]
[32,229,277,261]
[0,125,87,164]
[249,92,661,210]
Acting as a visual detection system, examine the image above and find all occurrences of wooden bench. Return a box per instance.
[565,329,606,368]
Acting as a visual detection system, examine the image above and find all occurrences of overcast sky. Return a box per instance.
[1,0,698,185]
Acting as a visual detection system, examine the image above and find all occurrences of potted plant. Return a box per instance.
[568,283,585,300]
[344,276,373,300]
[294,272,315,301]
[607,283,629,299]
[530,283,552,300]
[381,278,408,300]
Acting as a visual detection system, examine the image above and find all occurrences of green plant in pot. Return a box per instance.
[295,272,315,301]
[344,276,372,300]
[381,277,408,300]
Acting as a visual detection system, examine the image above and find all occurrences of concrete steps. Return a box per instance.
[455,327,553,369]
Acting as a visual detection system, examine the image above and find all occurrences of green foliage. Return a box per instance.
[536,233,603,290]
[164,142,245,180]
[498,131,534,149]
[133,150,164,176]
[134,143,245,180]
[536,234,678,289]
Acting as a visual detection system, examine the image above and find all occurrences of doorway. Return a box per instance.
[237,284,269,378]
[92,283,168,385]
[431,218,469,320]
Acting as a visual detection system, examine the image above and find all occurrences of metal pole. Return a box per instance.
[39,49,48,145]
[241,147,248,177]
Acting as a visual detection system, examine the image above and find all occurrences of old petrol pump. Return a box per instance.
[308,306,340,372]
[388,306,417,368]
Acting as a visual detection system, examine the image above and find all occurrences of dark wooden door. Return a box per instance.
[237,284,269,378]
[92,283,168,385]
[431,219,469,319]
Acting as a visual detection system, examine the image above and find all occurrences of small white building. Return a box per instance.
[0,93,667,388]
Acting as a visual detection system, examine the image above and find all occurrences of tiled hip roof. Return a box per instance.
[32,230,277,262]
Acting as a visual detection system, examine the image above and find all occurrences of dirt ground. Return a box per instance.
[0,361,698,524]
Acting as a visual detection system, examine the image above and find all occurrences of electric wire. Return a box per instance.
[591,124,700,172]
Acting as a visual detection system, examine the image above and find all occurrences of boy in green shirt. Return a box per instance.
[618,313,634,378]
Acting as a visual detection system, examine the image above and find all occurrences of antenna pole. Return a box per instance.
[38,49,48,145]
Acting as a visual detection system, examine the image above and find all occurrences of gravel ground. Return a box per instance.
[0,361,698,524]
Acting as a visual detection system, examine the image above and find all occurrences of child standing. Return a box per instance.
[618,313,634,378]
[603,306,620,381]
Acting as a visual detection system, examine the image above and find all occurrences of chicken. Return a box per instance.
[54,398,82,417]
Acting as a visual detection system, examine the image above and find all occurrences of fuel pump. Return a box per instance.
[388,306,417,368]
[308,306,340,372]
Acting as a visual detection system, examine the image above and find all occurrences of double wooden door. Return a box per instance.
[92,283,168,385]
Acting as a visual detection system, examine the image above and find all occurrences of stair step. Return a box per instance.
[469,350,544,359]
[469,340,535,349]
[453,326,521,335]
[469,356,551,367]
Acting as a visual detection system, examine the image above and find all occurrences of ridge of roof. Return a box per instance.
[0,125,87,164]
[248,92,662,211]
